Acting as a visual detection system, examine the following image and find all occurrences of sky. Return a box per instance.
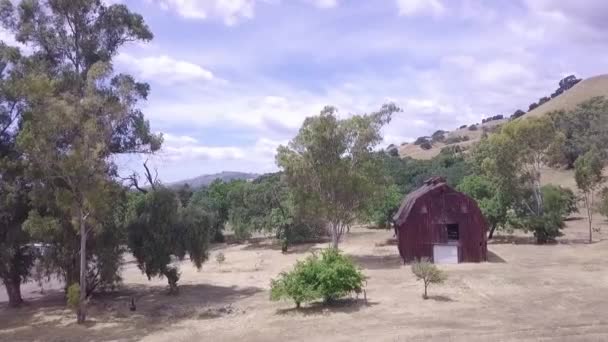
[24,0,608,182]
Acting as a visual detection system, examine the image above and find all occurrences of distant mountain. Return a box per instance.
[169,171,259,189]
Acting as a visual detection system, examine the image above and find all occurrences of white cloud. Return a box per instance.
[116,53,215,84]
[475,60,530,84]
[155,134,286,171]
[305,0,338,9]
[396,0,445,17]
[151,0,256,25]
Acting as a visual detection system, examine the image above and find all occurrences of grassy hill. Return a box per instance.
[399,74,608,160]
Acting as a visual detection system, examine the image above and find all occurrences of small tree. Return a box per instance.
[215,252,225,266]
[574,149,605,243]
[411,259,447,299]
[127,187,211,293]
[270,249,365,308]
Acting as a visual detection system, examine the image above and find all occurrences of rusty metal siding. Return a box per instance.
[395,183,487,263]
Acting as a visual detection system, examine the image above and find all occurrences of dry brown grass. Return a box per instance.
[3,218,608,342]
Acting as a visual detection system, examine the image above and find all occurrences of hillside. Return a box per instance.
[170,171,259,189]
[399,74,608,159]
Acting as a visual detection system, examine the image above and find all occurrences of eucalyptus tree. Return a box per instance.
[276,104,400,248]
[1,0,161,322]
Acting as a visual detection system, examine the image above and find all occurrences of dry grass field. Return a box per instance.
[2,214,608,342]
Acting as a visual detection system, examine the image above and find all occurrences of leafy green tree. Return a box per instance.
[411,258,447,300]
[362,184,401,229]
[547,97,608,168]
[541,185,578,220]
[458,175,509,239]
[127,187,211,294]
[228,174,296,249]
[472,117,563,243]
[574,149,605,243]
[190,180,235,242]
[1,0,161,322]
[277,104,400,248]
[0,44,35,307]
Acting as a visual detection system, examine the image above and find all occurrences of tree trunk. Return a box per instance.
[587,198,593,244]
[423,282,428,299]
[583,193,593,244]
[4,279,23,308]
[77,209,87,324]
[488,224,497,240]
[330,223,339,249]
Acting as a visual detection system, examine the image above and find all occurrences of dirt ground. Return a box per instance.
[2,216,608,342]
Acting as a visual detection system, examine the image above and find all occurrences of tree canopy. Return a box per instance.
[276,104,400,248]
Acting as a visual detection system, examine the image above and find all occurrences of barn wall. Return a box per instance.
[396,186,487,263]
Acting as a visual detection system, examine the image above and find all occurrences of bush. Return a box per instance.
[414,136,431,145]
[67,283,80,310]
[216,252,226,265]
[411,259,447,299]
[444,135,469,145]
[542,185,578,219]
[523,214,564,244]
[420,142,432,150]
[468,124,478,131]
[386,147,399,157]
[481,115,504,124]
[459,124,467,129]
[270,249,365,308]
[511,109,525,119]
[528,102,539,111]
[431,130,446,142]
[440,145,463,155]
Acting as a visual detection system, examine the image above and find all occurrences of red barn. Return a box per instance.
[392,177,487,264]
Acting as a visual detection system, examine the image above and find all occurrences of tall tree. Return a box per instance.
[0,44,34,307]
[574,148,605,243]
[276,104,400,248]
[1,0,161,322]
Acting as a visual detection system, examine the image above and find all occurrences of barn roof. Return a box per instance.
[392,177,448,226]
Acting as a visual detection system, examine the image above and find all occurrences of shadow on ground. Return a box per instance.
[490,234,600,246]
[487,250,507,263]
[240,239,329,254]
[426,295,455,302]
[0,283,262,342]
[350,254,402,270]
[276,298,379,316]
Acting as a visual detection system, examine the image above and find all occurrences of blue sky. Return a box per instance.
[101,0,608,182]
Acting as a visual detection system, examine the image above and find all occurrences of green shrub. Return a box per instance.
[420,141,432,150]
[542,185,578,219]
[67,283,80,310]
[270,248,365,308]
[468,124,478,131]
[524,214,564,244]
[270,258,319,308]
[599,188,608,218]
[411,259,447,299]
